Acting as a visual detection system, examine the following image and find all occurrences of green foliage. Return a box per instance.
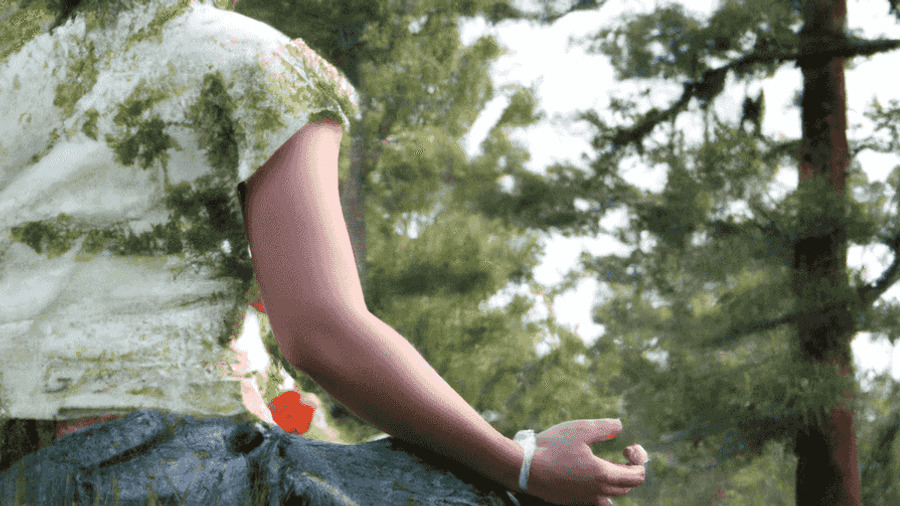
[181,0,900,503]
[856,372,900,504]
[11,0,896,503]
[218,0,643,451]
[576,0,801,82]
[512,2,900,501]
[592,4,703,80]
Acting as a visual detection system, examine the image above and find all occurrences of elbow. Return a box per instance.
[265,300,371,376]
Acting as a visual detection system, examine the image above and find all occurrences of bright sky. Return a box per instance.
[446,0,900,399]
[236,0,900,414]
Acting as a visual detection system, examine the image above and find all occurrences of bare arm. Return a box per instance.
[240,120,525,493]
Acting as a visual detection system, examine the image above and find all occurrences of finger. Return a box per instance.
[624,444,649,465]
[597,477,643,498]
[601,459,646,489]
[583,419,623,444]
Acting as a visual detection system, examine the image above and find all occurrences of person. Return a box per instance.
[238,119,648,506]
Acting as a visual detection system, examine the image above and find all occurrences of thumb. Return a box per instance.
[540,418,624,444]
[592,418,624,443]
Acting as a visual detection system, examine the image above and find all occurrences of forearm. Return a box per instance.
[291,309,526,493]
[238,120,525,493]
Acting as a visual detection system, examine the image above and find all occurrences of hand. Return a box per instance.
[517,419,648,506]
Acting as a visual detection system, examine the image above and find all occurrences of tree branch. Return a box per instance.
[704,225,900,349]
[603,36,900,156]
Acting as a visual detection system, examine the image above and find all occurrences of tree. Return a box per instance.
[855,371,900,504]
[222,0,641,450]
[436,0,899,504]
[221,0,900,502]
[20,0,900,503]
[2,0,662,478]
[225,0,620,301]
[0,0,630,474]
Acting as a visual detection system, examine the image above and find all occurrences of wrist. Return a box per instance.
[499,436,527,494]
[513,429,537,493]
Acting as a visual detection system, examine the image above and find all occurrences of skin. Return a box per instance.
[242,119,648,506]
[523,420,649,506]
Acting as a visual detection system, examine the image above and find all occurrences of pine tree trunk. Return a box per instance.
[792,1,861,504]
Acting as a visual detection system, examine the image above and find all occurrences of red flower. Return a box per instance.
[251,296,314,434]
[267,390,315,434]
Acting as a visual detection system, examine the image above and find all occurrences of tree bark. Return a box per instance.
[792,1,861,505]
